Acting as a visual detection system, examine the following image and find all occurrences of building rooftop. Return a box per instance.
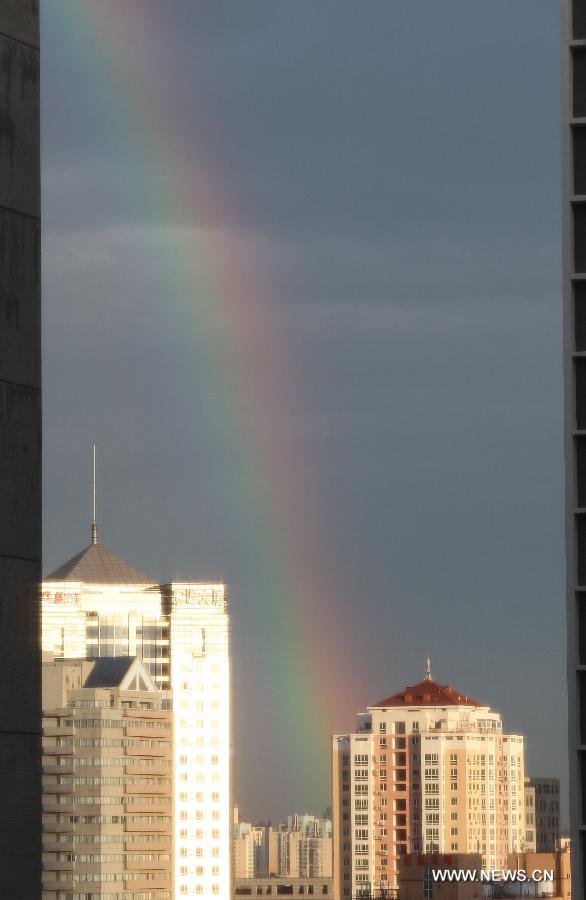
[372,678,482,708]
[83,656,157,691]
[45,542,154,584]
[83,657,136,687]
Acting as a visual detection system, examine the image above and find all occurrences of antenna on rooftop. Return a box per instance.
[424,652,432,681]
[91,444,99,545]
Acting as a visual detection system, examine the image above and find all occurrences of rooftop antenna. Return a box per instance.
[91,444,99,545]
[424,652,432,682]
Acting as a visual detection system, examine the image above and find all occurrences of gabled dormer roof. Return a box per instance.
[83,656,157,692]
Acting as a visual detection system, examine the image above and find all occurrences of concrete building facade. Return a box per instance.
[42,656,173,898]
[562,0,586,896]
[332,672,525,898]
[530,777,562,852]
[0,1,41,895]
[42,533,231,899]
[269,831,333,879]
[523,778,537,852]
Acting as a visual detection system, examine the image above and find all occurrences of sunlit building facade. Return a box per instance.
[332,667,525,898]
[42,656,173,899]
[42,531,231,899]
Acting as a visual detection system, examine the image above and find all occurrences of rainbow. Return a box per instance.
[43,1,361,810]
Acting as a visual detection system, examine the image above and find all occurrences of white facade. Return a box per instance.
[41,546,231,900]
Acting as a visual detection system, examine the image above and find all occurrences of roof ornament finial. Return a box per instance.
[424,652,432,682]
[91,444,99,545]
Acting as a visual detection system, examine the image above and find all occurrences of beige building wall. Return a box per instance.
[42,657,173,899]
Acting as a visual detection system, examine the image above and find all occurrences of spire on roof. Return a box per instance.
[424,653,432,681]
[91,444,99,545]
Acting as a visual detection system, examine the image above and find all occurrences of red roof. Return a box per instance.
[372,679,482,708]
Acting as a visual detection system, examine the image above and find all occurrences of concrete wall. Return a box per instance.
[562,2,586,898]
[0,0,41,895]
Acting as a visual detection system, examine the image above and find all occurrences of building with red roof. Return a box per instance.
[332,660,526,899]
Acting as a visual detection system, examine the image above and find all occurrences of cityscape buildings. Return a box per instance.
[233,812,333,879]
[42,656,173,898]
[562,0,586,896]
[332,666,526,897]
[0,1,41,894]
[41,525,231,899]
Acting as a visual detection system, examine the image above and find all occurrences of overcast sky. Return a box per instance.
[42,1,565,824]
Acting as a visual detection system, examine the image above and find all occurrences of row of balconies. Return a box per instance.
[43,763,170,777]
[42,802,170,816]
[42,820,171,835]
[42,858,170,872]
[43,784,171,798]
[43,836,171,850]
[42,875,170,892]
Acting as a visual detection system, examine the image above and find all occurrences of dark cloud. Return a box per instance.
[42,1,566,824]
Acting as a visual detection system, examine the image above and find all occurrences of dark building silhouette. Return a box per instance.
[0,1,41,896]
[562,1,586,897]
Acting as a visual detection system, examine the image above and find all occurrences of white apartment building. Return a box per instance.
[42,530,231,899]
[332,667,525,898]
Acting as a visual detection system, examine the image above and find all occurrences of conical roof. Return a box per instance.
[46,542,153,584]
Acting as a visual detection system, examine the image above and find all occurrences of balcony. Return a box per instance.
[43,763,73,775]
[43,726,73,737]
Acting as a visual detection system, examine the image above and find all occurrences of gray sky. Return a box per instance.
[42,1,566,824]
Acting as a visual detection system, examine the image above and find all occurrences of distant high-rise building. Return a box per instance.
[562,3,586,895]
[527,777,562,852]
[233,819,270,879]
[287,814,333,838]
[269,829,333,879]
[42,525,231,899]
[233,823,255,879]
[42,656,173,899]
[524,777,537,852]
[332,667,526,898]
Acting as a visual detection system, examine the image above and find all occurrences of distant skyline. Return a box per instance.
[42,1,565,823]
